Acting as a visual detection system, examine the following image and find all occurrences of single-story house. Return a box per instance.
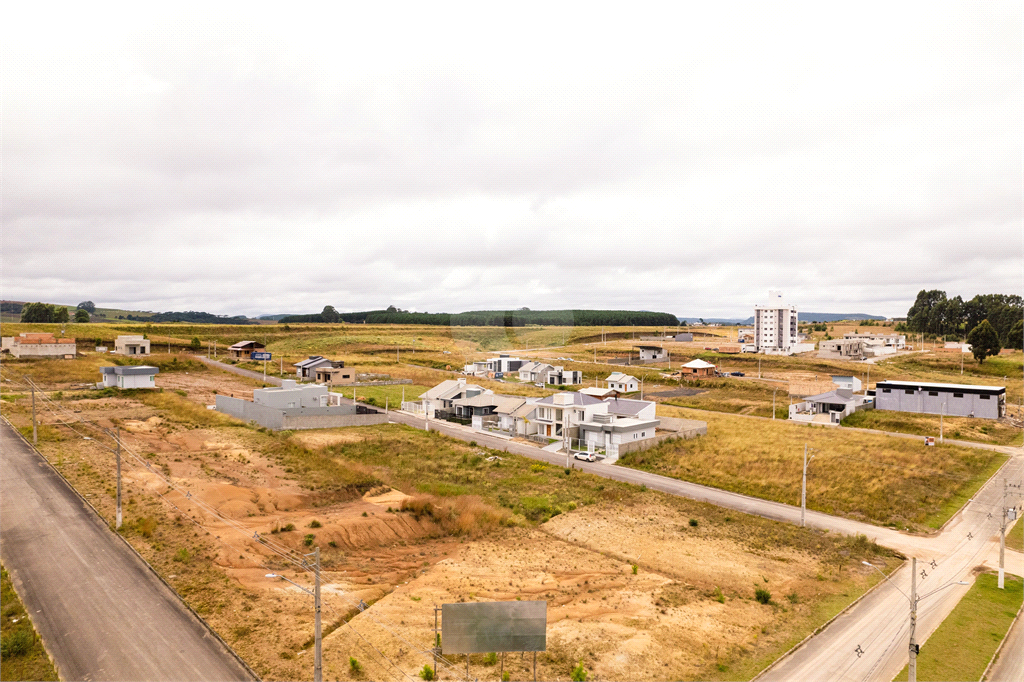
[606,372,639,393]
[519,362,555,383]
[452,393,527,431]
[603,397,657,421]
[295,356,344,380]
[228,340,266,360]
[673,333,694,343]
[99,365,159,389]
[486,354,524,373]
[414,378,490,417]
[680,359,716,379]
[315,366,356,384]
[818,338,866,360]
[875,381,1006,420]
[115,335,150,356]
[789,388,872,424]
[546,366,583,386]
[2,333,77,359]
[579,386,618,400]
[216,379,386,430]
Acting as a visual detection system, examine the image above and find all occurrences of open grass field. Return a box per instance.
[0,365,903,681]
[841,409,1023,447]
[893,571,1023,682]
[620,404,1008,530]
[1,566,59,682]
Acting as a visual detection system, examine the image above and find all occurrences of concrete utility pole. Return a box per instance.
[940,403,945,443]
[29,378,37,445]
[999,480,1007,589]
[909,557,918,682]
[116,426,122,529]
[758,355,762,379]
[801,445,815,527]
[773,387,778,420]
[312,548,322,682]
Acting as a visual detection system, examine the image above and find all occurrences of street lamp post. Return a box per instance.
[862,559,967,682]
[267,546,322,682]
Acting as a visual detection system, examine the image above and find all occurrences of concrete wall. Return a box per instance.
[10,343,77,358]
[216,395,388,430]
[875,388,1003,419]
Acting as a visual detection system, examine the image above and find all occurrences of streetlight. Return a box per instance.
[266,547,322,682]
[862,559,967,682]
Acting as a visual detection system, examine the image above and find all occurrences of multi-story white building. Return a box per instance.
[753,291,814,355]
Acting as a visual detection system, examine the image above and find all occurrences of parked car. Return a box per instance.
[732,371,745,377]
[573,452,596,462]
[534,383,544,388]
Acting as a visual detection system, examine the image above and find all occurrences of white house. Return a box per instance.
[634,345,667,362]
[606,372,639,393]
[99,365,159,389]
[2,333,77,359]
[114,335,150,356]
[294,356,343,381]
[789,388,872,424]
[578,397,660,462]
[546,366,583,385]
[529,392,609,439]
[831,375,862,392]
[414,378,490,417]
[254,380,333,408]
[518,362,555,383]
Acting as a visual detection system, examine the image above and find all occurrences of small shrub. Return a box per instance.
[502,672,511,682]
[714,587,725,603]
[564,468,571,476]
[689,518,698,527]
[138,517,157,538]
[484,652,497,665]
[786,592,800,604]
[755,587,772,605]
[571,659,588,682]
[469,440,477,447]
[173,548,190,563]
[419,664,435,680]
[281,523,295,532]
[174,389,187,397]
[304,534,315,546]
[362,511,368,517]
[1,629,33,657]
[350,656,362,673]
[328,541,338,548]
[631,564,638,575]
[308,520,322,528]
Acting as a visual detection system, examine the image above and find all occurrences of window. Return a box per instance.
[882,388,891,393]
[953,393,963,398]
[980,394,990,400]
[905,389,914,395]
[928,391,938,396]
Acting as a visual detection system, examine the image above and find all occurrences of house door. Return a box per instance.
[546,425,551,437]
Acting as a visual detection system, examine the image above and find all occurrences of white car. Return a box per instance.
[573,452,596,462]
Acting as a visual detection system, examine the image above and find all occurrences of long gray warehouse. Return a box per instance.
[874,380,1006,420]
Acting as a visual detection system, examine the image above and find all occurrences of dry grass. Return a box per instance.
[841,409,1023,446]
[621,404,1008,529]
[1,565,58,682]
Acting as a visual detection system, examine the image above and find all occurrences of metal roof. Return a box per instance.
[876,380,1005,394]
[536,392,602,407]
[101,365,159,376]
[603,398,653,416]
[682,359,716,369]
[294,355,327,368]
[606,372,638,383]
[802,389,859,404]
[228,340,264,350]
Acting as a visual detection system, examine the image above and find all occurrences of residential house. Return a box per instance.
[635,345,668,362]
[99,365,159,389]
[673,332,694,342]
[2,333,77,359]
[415,378,490,417]
[605,372,639,393]
[546,366,582,385]
[518,362,555,383]
[679,359,716,379]
[315,366,356,385]
[486,354,524,374]
[577,397,660,462]
[452,393,528,431]
[216,379,386,430]
[114,335,150,356]
[831,375,862,392]
[789,388,872,424]
[529,392,608,439]
[579,386,618,400]
[818,338,867,360]
[227,340,265,360]
[295,356,344,381]
[844,332,905,350]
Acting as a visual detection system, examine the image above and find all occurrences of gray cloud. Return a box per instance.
[2,2,1020,319]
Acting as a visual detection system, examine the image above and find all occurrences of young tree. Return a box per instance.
[74,309,90,323]
[966,320,1001,363]
[1007,318,1023,350]
[190,337,202,351]
[55,307,70,323]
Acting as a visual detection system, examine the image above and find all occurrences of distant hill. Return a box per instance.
[255,314,295,321]
[677,313,886,324]
[280,308,681,326]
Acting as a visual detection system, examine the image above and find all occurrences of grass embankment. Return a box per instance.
[620,405,1008,530]
[894,572,1022,682]
[883,351,1023,404]
[1,566,59,681]
[842,409,1023,447]
[1008,519,1023,552]
[1,352,209,387]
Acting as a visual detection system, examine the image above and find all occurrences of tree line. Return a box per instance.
[904,290,1021,344]
[279,306,681,327]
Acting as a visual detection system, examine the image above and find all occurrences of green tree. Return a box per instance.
[1006,319,1023,350]
[20,302,54,322]
[190,337,202,351]
[76,301,96,313]
[74,309,90,323]
[55,307,69,323]
[320,305,340,323]
[966,320,1001,363]
[571,660,588,682]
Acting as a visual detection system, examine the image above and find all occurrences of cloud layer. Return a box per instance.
[3,2,1020,318]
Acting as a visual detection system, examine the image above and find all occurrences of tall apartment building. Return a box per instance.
[754,290,799,353]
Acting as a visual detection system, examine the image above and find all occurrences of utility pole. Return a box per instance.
[312,548,322,682]
[940,403,945,443]
[29,378,37,445]
[758,355,761,379]
[433,605,441,678]
[773,387,777,420]
[116,426,122,529]
[865,365,870,395]
[909,557,918,682]
[801,445,814,527]
[999,480,1007,589]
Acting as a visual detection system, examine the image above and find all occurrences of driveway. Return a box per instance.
[0,418,256,681]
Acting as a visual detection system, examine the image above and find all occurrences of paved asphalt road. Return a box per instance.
[0,418,255,681]
[988,603,1023,682]
[203,357,1024,679]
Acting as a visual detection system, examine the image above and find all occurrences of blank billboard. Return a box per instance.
[441,601,547,654]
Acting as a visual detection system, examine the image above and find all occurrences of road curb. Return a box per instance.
[981,598,1023,681]
[752,558,908,681]
[1,416,262,682]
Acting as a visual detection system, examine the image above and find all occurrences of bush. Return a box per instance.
[755,587,772,604]
[485,652,497,665]
[308,520,322,528]
[689,518,699,527]
[304,534,315,546]
[0,629,33,657]
[631,564,638,575]
[350,656,362,674]
[173,548,190,563]
[419,664,435,680]
[714,587,725,603]
[571,659,588,682]
[502,672,511,682]
[281,523,295,532]
[138,517,157,538]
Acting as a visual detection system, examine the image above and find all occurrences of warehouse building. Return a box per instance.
[874,381,1006,420]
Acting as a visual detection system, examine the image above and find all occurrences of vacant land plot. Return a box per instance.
[620,405,1007,530]
[842,409,1023,447]
[1008,519,1023,552]
[893,572,1022,682]
[1,566,59,682]
[1,363,901,681]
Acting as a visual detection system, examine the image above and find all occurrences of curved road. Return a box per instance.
[0,419,255,681]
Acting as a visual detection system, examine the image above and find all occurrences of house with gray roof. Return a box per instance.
[789,388,872,424]
[518,362,555,383]
[99,365,159,389]
[294,356,344,381]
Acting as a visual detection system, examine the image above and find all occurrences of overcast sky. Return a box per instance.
[3,2,1020,319]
